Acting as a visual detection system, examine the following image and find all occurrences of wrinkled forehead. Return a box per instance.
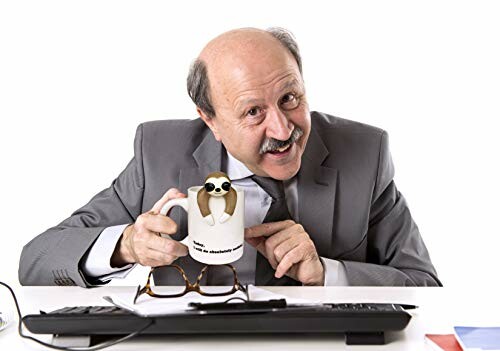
[211,61,302,112]
[201,32,302,103]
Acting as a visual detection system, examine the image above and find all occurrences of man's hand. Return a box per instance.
[245,220,325,285]
[111,188,188,267]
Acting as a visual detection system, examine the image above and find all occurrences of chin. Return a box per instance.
[258,142,303,180]
[263,160,301,180]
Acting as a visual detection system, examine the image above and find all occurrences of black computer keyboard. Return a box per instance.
[23,303,412,345]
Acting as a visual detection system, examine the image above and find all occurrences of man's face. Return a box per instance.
[200,41,311,180]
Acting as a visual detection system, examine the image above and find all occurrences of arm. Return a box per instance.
[197,189,211,217]
[18,124,146,287]
[341,131,442,286]
[224,187,237,215]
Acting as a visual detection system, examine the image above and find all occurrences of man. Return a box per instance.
[18,27,441,287]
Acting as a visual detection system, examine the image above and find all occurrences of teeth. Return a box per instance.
[276,144,291,152]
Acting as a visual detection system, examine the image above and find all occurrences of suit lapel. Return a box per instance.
[179,130,223,192]
[297,126,338,258]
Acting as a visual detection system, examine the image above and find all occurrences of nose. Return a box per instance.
[215,188,221,192]
[265,107,294,141]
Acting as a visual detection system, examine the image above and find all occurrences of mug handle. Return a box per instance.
[159,198,189,245]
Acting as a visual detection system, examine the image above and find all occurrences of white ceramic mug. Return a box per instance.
[160,186,245,265]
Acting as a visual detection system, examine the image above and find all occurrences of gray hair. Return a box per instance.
[187,27,303,118]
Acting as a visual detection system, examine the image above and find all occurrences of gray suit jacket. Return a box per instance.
[18,111,441,287]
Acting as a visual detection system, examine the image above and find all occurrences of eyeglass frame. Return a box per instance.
[134,263,248,303]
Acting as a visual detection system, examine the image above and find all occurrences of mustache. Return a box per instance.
[259,127,304,154]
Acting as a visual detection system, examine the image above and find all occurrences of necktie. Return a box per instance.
[251,175,301,286]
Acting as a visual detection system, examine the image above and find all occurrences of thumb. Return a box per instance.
[151,188,187,213]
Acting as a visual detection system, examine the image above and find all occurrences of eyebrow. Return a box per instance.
[235,79,302,112]
[279,79,301,92]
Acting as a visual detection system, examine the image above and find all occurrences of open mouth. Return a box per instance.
[267,142,292,155]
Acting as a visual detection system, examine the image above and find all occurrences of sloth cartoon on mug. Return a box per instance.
[197,171,238,226]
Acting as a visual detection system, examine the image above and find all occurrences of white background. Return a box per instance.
[0,0,499,290]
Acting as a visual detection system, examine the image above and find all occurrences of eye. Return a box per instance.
[246,107,263,117]
[280,93,299,110]
[221,182,231,191]
[205,183,215,192]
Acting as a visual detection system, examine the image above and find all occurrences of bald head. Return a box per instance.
[199,28,296,72]
[187,27,302,118]
[200,28,271,61]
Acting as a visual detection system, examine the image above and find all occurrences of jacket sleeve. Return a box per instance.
[341,131,442,286]
[18,124,145,287]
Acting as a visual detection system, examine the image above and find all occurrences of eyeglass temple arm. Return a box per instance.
[133,267,158,303]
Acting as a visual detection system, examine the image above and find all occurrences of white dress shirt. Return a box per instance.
[82,151,348,286]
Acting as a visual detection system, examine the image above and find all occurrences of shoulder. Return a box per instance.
[135,117,210,150]
[133,117,211,167]
[311,111,385,136]
[310,111,389,168]
[139,117,208,138]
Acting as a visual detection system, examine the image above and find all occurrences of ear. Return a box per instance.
[197,107,221,141]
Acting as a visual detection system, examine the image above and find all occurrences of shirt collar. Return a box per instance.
[226,151,254,180]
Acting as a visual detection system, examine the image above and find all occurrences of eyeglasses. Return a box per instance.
[134,264,248,303]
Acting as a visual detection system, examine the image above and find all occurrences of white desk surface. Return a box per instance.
[1,286,499,350]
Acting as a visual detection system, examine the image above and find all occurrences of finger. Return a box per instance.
[246,237,265,249]
[127,231,179,266]
[263,228,298,269]
[264,238,279,269]
[255,223,306,263]
[275,246,304,278]
[266,233,303,270]
[138,249,178,267]
[264,224,303,253]
[151,188,187,213]
[245,220,296,239]
[148,236,188,257]
[140,212,179,235]
[246,236,268,259]
[273,237,301,263]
